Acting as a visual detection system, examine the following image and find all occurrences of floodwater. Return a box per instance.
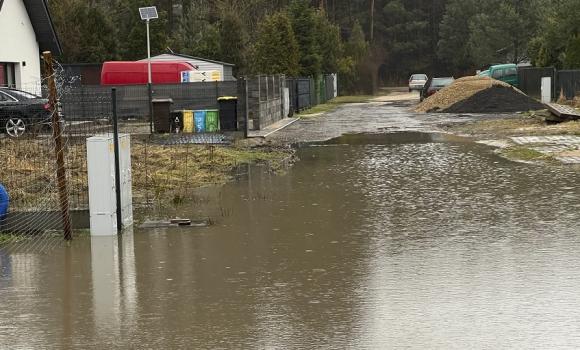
[2,132,580,349]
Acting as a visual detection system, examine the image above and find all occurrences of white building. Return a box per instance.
[140,53,236,81]
[0,0,62,91]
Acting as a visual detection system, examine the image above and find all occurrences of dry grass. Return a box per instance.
[0,136,292,210]
[558,96,580,108]
[415,76,514,112]
[131,140,292,204]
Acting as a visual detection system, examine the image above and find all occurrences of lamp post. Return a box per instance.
[139,7,158,133]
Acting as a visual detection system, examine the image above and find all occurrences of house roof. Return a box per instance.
[151,53,235,67]
[22,0,62,55]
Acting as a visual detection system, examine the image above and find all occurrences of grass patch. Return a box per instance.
[0,233,17,244]
[0,136,293,210]
[500,146,552,162]
[130,141,292,205]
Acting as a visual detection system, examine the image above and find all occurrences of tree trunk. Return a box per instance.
[370,0,375,43]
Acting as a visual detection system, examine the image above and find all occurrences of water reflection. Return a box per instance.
[90,231,137,337]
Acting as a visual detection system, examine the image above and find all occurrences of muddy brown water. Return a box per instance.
[2,132,580,349]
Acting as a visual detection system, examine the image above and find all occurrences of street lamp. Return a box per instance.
[139,6,158,84]
[139,6,158,133]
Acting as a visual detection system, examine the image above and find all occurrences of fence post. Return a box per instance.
[295,79,300,111]
[244,78,249,138]
[43,51,73,241]
[112,88,123,233]
[215,80,220,101]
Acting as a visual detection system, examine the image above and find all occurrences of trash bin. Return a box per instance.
[152,98,173,133]
[194,110,207,133]
[205,109,220,132]
[182,110,194,133]
[217,96,238,131]
[170,110,183,133]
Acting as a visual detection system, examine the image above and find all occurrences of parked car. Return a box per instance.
[0,88,56,137]
[420,77,455,101]
[408,74,428,92]
[478,64,518,87]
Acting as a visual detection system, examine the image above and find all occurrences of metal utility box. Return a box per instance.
[87,134,133,236]
[152,98,173,133]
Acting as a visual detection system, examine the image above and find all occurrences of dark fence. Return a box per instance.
[287,78,313,112]
[557,70,580,100]
[519,67,580,100]
[518,67,556,99]
[61,82,237,121]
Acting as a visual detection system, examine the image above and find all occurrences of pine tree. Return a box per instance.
[289,0,322,77]
[316,11,342,74]
[252,12,301,76]
[219,11,249,74]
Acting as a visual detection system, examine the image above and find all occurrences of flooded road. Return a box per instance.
[2,131,580,349]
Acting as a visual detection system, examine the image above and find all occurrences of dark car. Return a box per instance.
[0,88,57,138]
[420,77,455,102]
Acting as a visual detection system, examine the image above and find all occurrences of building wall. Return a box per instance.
[141,54,235,81]
[0,0,41,92]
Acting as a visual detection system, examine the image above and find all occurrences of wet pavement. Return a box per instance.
[270,100,514,144]
[1,102,580,349]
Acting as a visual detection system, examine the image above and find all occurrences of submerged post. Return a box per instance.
[43,51,73,241]
[112,88,123,233]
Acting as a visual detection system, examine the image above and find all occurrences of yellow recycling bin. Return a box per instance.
[182,110,194,133]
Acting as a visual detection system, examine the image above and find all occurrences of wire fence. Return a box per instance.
[0,55,73,252]
[1,67,336,247]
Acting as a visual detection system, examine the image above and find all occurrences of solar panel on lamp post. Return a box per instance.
[139,6,158,84]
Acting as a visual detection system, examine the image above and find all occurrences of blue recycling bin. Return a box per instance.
[0,184,9,221]
[194,110,207,133]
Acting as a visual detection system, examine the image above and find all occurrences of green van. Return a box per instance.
[477,64,518,87]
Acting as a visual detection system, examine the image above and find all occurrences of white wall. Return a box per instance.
[141,54,231,81]
[0,0,42,92]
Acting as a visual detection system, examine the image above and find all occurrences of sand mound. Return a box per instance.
[415,76,544,113]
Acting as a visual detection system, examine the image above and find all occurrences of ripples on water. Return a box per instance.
[1,132,580,349]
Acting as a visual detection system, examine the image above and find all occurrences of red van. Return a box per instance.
[101,61,194,85]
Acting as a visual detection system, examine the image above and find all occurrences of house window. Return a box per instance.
[0,63,16,88]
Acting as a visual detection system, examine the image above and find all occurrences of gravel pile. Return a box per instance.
[415,76,544,113]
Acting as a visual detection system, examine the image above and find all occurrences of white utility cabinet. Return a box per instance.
[541,77,552,103]
[87,134,133,236]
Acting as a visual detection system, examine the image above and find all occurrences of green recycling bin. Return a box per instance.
[205,109,220,132]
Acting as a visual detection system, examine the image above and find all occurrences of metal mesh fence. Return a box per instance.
[0,57,74,251]
[286,75,337,113]
[1,69,336,246]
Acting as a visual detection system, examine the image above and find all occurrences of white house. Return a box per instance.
[139,53,236,81]
[0,0,61,91]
